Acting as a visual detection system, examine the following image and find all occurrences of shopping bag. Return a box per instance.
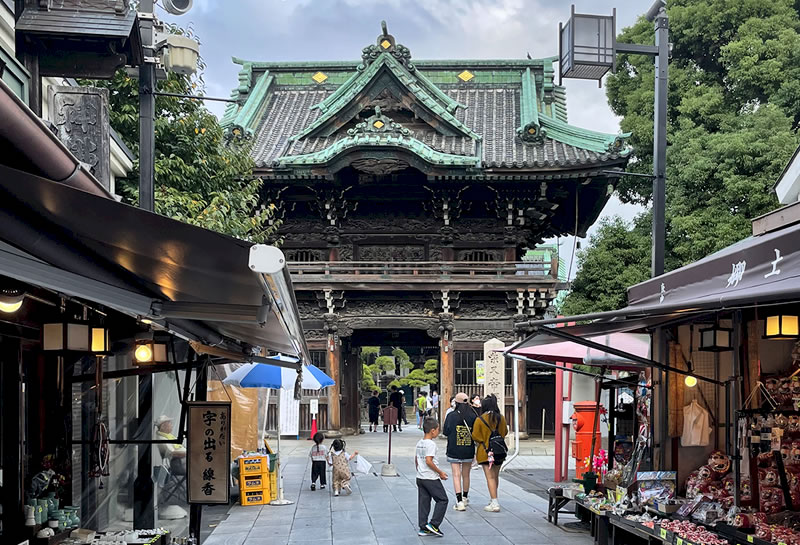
[352,454,373,475]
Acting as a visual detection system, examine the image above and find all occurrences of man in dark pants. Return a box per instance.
[388,385,404,432]
[416,417,449,537]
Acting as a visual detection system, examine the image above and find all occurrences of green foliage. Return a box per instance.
[82,24,278,243]
[374,356,397,373]
[392,348,414,369]
[561,216,651,315]
[399,358,439,388]
[361,364,378,393]
[564,0,800,314]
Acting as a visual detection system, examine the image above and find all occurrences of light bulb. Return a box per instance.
[0,299,23,313]
[684,375,698,388]
[135,344,153,363]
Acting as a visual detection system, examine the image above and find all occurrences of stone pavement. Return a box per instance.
[203,428,589,545]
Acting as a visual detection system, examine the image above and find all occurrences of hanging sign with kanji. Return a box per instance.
[187,401,231,504]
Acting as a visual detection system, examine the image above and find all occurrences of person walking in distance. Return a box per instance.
[472,395,508,512]
[416,391,428,429]
[416,417,449,537]
[431,389,440,416]
[367,390,381,432]
[399,389,409,427]
[443,392,476,511]
[388,385,404,432]
[309,431,328,491]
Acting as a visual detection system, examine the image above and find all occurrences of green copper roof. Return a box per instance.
[277,131,479,169]
[539,115,631,155]
[517,68,542,143]
[292,52,480,142]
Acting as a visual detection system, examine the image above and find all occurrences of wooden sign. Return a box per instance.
[187,401,231,504]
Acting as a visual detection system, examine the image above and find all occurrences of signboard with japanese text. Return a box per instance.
[475,360,485,384]
[279,386,300,436]
[309,398,319,415]
[187,401,231,504]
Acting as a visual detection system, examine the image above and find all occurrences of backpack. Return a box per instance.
[478,413,508,459]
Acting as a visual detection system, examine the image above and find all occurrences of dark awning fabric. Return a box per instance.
[627,221,800,311]
[0,164,308,362]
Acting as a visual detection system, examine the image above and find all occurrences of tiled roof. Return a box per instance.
[251,84,628,169]
[16,0,136,38]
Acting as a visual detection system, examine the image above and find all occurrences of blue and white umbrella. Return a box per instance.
[221,355,334,506]
[223,360,334,390]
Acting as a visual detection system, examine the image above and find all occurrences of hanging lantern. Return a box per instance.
[133,337,169,365]
[0,287,25,313]
[764,315,800,340]
[43,319,90,351]
[699,325,733,352]
[91,325,111,354]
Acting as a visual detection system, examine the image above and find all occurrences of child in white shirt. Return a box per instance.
[415,417,449,537]
[309,431,328,491]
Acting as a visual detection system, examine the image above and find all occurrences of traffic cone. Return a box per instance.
[308,415,318,440]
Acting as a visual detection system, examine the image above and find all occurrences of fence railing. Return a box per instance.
[288,260,560,280]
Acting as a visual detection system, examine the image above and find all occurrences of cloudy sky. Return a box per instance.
[161,0,650,275]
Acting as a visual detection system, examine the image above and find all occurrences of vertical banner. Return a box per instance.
[279,387,300,436]
[476,360,485,384]
[187,401,231,504]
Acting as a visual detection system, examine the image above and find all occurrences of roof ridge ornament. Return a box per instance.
[360,20,415,72]
[347,106,412,137]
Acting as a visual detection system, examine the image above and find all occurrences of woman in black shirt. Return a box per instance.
[443,392,477,511]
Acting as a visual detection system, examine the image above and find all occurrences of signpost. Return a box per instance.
[187,401,231,504]
[381,406,398,476]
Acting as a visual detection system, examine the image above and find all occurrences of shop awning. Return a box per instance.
[510,331,651,367]
[0,164,309,364]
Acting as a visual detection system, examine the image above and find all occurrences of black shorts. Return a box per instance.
[369,413,379,424]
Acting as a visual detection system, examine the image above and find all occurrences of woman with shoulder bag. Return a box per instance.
[471,394,508,512]
[442,392,477,511]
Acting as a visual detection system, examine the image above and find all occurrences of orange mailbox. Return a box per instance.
[570,401,602,480]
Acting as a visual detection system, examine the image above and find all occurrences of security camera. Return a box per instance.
[162,0,193,15]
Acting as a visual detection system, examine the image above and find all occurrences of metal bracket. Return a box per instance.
[137,11,155,20]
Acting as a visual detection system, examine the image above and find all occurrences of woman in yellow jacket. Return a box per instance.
[471,394,508,512]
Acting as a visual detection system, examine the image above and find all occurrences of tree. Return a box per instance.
[401,359,439,388]
[563,0,800,313]
[83,24,278,242]
[560,216,651,316]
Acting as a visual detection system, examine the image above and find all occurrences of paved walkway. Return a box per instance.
[203,429,589,545]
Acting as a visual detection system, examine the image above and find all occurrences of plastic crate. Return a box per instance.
[241,490,266,506]
[241,475,266,490]
[240,455,267,475]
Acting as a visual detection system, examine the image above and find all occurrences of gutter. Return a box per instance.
[0,78,114,199]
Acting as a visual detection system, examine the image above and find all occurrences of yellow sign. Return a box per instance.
[747,537,754,544]
[660,529,667,539]
[476,360,485,384]
[676,539,683,545]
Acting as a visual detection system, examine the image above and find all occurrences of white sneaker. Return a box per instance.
[453,501,466,511]
[334,490,340,497]
[484,502,500,512]
[462,497,470,507]
[343,484,352,495]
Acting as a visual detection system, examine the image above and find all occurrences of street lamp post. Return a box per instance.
[559,0,668,278]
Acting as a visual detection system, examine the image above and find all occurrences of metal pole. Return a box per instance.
[188,363,207,542]
[501,356,521,472]
[271,389,293,505]
[139,0,156,212]
[541,409,546,441]
[651,7,669,277]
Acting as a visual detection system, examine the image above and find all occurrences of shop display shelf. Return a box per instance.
[716,523,777,545]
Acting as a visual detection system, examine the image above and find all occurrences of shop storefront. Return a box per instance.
[505,165,800,544]
[0,80,308,544]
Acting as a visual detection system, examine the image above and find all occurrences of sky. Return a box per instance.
[160,0,650,276]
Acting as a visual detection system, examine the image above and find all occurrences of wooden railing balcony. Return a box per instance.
[287,260,566,290]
